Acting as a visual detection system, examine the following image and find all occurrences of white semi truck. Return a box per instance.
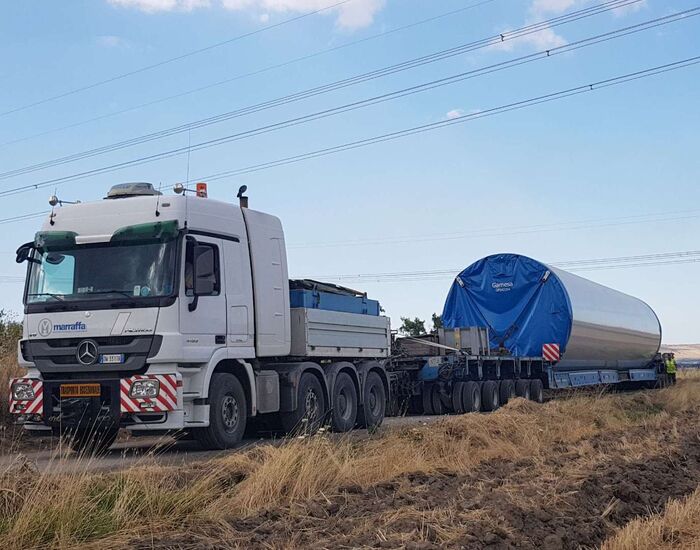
[9,183,391,451]
[9,182,667,453]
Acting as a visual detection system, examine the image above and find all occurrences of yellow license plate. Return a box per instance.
[60,383,101,398]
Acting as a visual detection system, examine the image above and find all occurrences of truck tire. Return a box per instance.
[358,371,386,430]
[281,372,327,435]
[452,381,466,414]
[196,373,247,450]
[431,384,445,415]
[515,379,531,399]
[463,381,481,413]
[67,426,119,455]
[331,372,358,433]
[481,381,499,412]
[499,380,515,406]
[529,379,544,403]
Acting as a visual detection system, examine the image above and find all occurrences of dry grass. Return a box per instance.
[1,379,698,548]
[0,354,23,421]
[603,487,700,550]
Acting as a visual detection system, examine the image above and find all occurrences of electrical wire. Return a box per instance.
[0,0,359,119]
[299,251,700,283]
[0,7,681,199]
[0,0,499,150]
[288,209,700,249]
[0,1,685,183]
[194,55,700,181]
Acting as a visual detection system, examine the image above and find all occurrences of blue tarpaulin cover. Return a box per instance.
[442,254,573,357]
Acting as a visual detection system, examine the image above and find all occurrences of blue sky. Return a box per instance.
[1,0,699,342]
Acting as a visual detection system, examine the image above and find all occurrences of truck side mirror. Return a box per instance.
[188,245,216,312]
[16,242,38,264]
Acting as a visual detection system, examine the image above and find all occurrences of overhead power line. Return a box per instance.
[287,208,700,249]
[0,1,685,184]
[193,55,700,182]
[0,5,674,199]
[0,0,358,119]
[0,0,499,150]
[299,251,700,283]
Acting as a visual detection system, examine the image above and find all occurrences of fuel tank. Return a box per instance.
[442,254,662,369]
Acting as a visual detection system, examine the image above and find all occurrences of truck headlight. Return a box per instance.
[130,379,159,398]
[12,382,35,400]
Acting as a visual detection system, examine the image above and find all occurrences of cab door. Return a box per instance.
[179,236,227,357]
[222,239,254,356]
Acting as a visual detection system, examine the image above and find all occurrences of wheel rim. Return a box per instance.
[337,388,352,421]
[303,387,319,423]
[473,388,481,412]
[221,395,239,432]
[368,385,381,416]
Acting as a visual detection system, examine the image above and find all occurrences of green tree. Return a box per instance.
[399,317,426,337]
[0,309,21,355]
[431,313,443,334]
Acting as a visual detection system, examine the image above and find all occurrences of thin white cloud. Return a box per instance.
[446,109,464,120]
[108,0,211,12]
[491,25,567,52]
[96,35,131,48]
[109,0,385,29]
[531,0,646,16]
[220,0,385,30]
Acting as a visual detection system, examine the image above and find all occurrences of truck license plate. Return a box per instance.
[60,383,101,398]
[99,354,124,364]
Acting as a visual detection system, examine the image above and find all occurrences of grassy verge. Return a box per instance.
[2,379,699,548]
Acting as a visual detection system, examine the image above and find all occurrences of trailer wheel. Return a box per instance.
[358,371,386,430]
[452,381,466,414]
[481,381,499,412]
[515,379,531,399]
[529,379,544,403]
[463,381,481,413]
[499,380,515,406]
[331,372,358,433]
[431,384,445,415]
[197,373,248,449]
[281,372,327,435]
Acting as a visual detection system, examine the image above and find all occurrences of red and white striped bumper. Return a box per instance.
[543,343,561,362]
[120,374,181,414]
[9,378,44,416]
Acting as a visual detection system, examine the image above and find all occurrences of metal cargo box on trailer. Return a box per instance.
[441,254,661,370]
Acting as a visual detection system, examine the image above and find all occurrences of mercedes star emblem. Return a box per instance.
[76,340,99,366]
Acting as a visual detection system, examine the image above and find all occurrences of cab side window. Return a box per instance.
[184,239,221,296]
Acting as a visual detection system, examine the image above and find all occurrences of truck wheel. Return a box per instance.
[529,379,544,403]
[481,381,499,412]
[281,372,327,435]
[196,373,247,450]
[515,379,531,399]
[499,380,515,406]
[331,372,358,433]
[463,381,481,413]
[452,381,466,413]
[67,426,119,455]
[358,371,386,430]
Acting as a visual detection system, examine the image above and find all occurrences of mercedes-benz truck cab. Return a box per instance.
[10,183,391,452]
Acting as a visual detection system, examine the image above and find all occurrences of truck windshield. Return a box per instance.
[26,240,177,305]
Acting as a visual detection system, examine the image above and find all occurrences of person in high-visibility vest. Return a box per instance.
[664,352,678,385]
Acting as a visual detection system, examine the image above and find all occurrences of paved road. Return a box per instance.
[0,415,438,474]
